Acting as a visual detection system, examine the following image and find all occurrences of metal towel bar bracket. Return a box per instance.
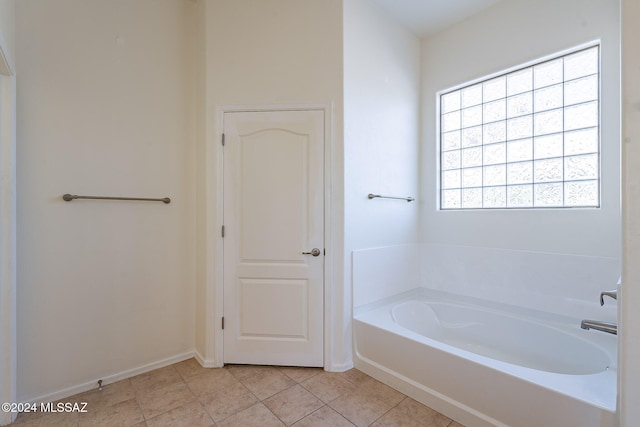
[63,194,171,204]
[368,193,414,202]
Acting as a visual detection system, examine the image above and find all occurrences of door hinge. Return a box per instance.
[221,133,225,146]
[221,225,225,238]
[221,317,225,330]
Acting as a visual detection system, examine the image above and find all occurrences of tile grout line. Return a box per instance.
[229,366,355,427]
[367,395,409,426]
[15,363,460,427]
[242,368,315,427]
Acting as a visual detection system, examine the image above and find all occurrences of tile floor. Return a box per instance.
[13,359,465,427]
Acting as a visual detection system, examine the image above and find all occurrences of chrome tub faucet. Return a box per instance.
[600,289,617,306]
[580,319,617,335]
[581,287,618,335]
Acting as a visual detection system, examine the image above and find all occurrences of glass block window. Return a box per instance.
[439,45,600,210]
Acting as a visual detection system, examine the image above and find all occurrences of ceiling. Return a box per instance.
[368,0,503,37]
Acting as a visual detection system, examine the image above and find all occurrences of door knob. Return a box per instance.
[302,248,321,257]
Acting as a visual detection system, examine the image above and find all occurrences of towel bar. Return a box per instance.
[62,194,171,204]
[368,193,414,202]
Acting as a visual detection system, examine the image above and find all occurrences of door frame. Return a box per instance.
[0,30,16,427]
[210,103,336,370]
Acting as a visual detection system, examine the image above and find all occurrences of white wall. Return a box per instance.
[195,0,345,368]
[421,243,619,321]
[620,0,640,424]
[421,0,621,259]
[344,0,421,341]
[352,244,422,309]
[16,0,197,402]
[344,0,421,250]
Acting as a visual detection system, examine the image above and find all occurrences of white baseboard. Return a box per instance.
[0,412,16,427]
[22,351,197,405]
[325,360,354,372]
[193,349,220,368]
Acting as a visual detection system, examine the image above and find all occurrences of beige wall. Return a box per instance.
[0,0,14,72]
[0,1,15,424]
[13,1,636,419]
[13,0,345,402]
[16,0,197,401]
[206,0,343,105]
[621,0,640,423]
[195,0,345,368]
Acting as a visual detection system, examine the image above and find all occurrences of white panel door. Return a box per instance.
[223,110,324,366]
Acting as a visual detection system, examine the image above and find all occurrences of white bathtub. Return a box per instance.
[354,289,617,427]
